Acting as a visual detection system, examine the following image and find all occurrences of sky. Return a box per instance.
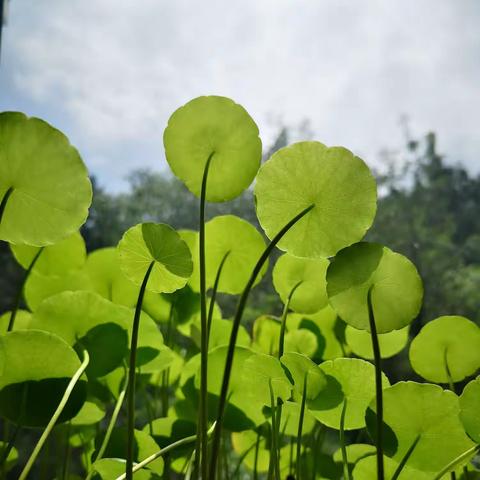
[0,0,479,192]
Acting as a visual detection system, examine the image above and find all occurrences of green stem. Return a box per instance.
[231,440,257,479]
[19,349,89,480]
[115,423,216,480]
[268,380,280,480]
[199,152,214,479]
[209,203,315,479]
[86,382,127,479]
[296,372,308,480]
[444,348,456,393]
[253,430,260,480]
[391,434,421,480]
[0,187,13,225]
[367,285,384,480]
[61,421,72,480]
[278,281,302,358]
[207,250,231,342]
[8,246,44,332]
[340,399,351,480]
[432,444,480,480]
[125,261,155,480]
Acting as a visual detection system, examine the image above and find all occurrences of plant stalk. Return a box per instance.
[125,261,155,480]
[391,434,421,480]
[19,349,89,480]
[367,285,384,480]
[340,399,351,480]
[433,444,480,480]
[209,203,315,478]
[0,187,13,226]
[198,152,214,479]
[278,281,302,358]
[8,247,44,332]
[296,372,308,480]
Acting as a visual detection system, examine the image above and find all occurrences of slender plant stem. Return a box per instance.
[125,261,155,480]
[19,349,89,480]
[296,372,308,480]
[432,444,480,480]
[207,250,231,341]
[209,203,315,478]
[253,430,260,480]
[367,285,384,480]
[339,400,351,480]
[85,383,127,480]
[0,187,13,225]
[391,434,421,480]
[268,380,280,480]
[443,348,456,392]
[278,281,302,358]
[115,423,216,480]
[198,152,214,479]
[7,247,44,332]
[231,440,256,479]
[61,421,72,480]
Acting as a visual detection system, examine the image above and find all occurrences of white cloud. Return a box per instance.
[1,0,479,190]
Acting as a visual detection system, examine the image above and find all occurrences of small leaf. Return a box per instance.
[409,316,480,383]
[118,223,192,294]
[327,242,423,333]
[273,253,329,313]
[459,377,480,443]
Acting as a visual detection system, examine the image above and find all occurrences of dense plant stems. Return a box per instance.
[253,430,260,480]
[0,187,13,225]
[231,440,256,478]
[198,152,214,479]
[209,203,315,478]
[7,247,44,332]
[296,372,308,480]
[278,281,302,358]
[367,286,385,480]
[432,444,480,480]
[115,423,216,480]
[207,250,231,340]
[125,261,155,480]
[391,434,421,480]
[339,400,351,480]
[19,349,89,480]
[61,421,72,480]
[268,380,280,480]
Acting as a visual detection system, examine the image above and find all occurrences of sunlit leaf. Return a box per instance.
[273,253,329,313]
[460,377,480,443]
[118,223,192,293]
[254,141,377,258]
[327,242,423,333]
[409,316,480,383]
[284,329,318,357]
[163,95,261,202]
[0,112,92,245]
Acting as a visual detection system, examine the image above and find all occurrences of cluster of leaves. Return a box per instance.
[0,101,479,480]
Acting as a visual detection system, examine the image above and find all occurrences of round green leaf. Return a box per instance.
[163,96,261,202]
[309,357,389,430]
[254,141,377,258]
[85,247,138,307]
[279,400,317,437]
[11,231,86,276]
[252,315,281,356]
[0,112,92,246]
[460,377,480,443]
[346,325,409,360]
[280,352,327,400]
[118,223,192,294]
[24,267,93,310]
[327,242,423,333]
[409,316,480,383]
[191,317,251,351]
[190,215,267,294]
[29,291,129,378]
[284,329,318,357]
[0,330,87,427]
[333,443,376,465]
[231,430,269,473]
[273,253,329,313]
[367,381,475,472]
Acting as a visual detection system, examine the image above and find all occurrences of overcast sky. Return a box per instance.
[1,1,479,191]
